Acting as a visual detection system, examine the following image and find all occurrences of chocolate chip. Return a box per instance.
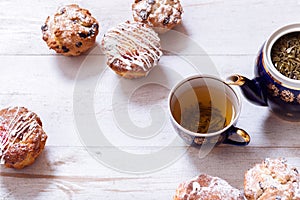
[62,46,69,53]
[148,0,155,4]
[270,185,277,189]
[163,17,170,25]
[76,42,82,48]
[78,32,88,38]
[92,23,99,30]
[59,8,66,15]
[79,29,95,39]
[41,24,48,31]
[140,10,148,20]
[89,29,95,36]
[258,181,263,190]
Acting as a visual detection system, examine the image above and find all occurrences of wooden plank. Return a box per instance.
[0,55,299,148]
[0,0,299,55]
[1,146,300,199]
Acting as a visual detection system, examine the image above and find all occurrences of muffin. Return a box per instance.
[244,158,300,200]
[41,4,99,56]
[0,107,48,169]
[174,174,245,200]
[101,21,163,79]
[132,0,183,33]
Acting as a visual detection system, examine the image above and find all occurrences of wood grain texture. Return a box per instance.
[1,147,300,199]
[0,0,300,55]
[0,0,300,199]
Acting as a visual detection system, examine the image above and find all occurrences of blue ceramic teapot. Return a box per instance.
[228,24,300,121]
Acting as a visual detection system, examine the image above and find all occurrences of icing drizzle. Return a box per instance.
[0,107,38,165]
[102,21,163,72]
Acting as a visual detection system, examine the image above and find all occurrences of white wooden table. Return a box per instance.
[1,0,300,199]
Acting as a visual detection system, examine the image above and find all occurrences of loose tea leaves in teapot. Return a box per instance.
[271,32,300,80]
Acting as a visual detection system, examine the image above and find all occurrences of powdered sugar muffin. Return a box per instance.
[174,174,245,200]
[132,0,183,33]
[244,158,300,200]
[0,107,47,169]
[42,4,99,56]
[101,21,163,79]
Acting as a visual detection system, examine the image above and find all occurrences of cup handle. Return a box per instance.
[223,127,250,146]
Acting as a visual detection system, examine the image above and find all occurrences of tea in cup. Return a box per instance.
[168,75,250,147]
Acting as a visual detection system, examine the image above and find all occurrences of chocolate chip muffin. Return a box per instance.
[41,4,99,56]
[132,0,183,33]
[174,174,245,200]
[101,21,163,79]
[0,107,47,169]
[244,158,300,200]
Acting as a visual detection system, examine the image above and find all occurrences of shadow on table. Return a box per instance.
[261,111,300,147]
[172,22,189,36]
[54,44,104,80]
[181,146,251,188]
[0,149,54,199]
[160,23,203,56]
[118,64,169,91]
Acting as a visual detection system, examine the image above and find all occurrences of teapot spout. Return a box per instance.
[227,75,268,106]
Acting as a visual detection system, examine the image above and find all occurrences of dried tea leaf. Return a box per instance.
[271,32,300,80]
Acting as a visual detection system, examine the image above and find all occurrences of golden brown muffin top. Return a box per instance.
[132,0,183,33]
[42,4,99,56]
[102,21,162,73]
[0,107,47,168]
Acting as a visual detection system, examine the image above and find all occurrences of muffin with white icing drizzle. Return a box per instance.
[244,158,300,200]
[0,107,47,169]
[132,0,183,33]
[41,4,99,56]
[101,21,163,79]
[174,174,245,200]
